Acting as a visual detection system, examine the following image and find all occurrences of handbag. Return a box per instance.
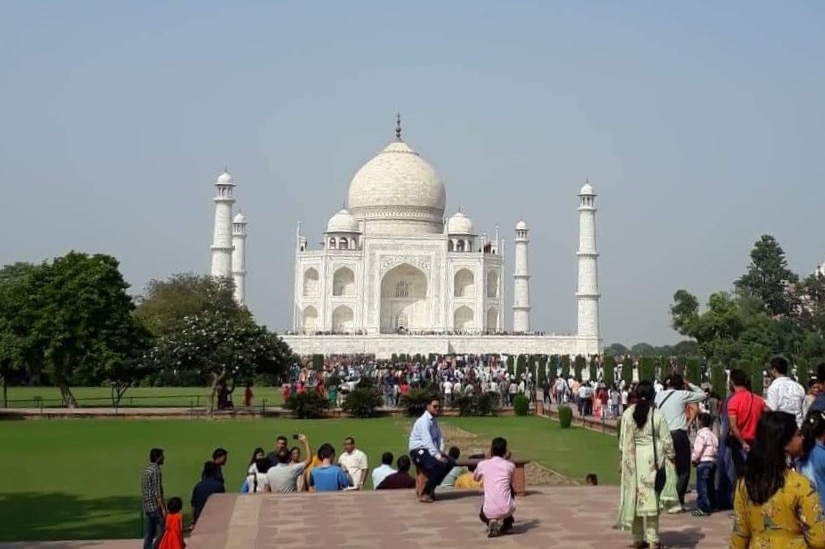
[651,410,667,495]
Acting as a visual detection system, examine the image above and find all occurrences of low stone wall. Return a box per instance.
[281,334,601,358]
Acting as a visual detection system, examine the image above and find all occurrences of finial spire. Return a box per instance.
[395,112,402,141]
[223,164,229,174]
[342,200,346,210]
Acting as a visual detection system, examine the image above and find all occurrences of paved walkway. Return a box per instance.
[188,486,731,549]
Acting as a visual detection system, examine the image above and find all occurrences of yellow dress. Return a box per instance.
[731,470,825,549]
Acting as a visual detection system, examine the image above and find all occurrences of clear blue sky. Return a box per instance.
[1,1,823,345]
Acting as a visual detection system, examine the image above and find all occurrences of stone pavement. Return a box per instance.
[188,486,732,549]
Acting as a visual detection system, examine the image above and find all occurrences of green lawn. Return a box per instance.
[2,386,284,408]
[0,416,615,541]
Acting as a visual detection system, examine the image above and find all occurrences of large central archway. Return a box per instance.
[380,263,428,333]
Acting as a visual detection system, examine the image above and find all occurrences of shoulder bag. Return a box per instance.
[651,410,667,495]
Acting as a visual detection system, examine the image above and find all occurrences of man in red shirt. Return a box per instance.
[727,368,767,476]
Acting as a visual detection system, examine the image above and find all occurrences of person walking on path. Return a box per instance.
[141,448,167,549]
[654,374,706,513]
[766,355,806,428]
[408,396,454,503]
[616,381,677,549]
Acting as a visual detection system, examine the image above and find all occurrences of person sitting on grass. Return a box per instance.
[377,456,417,490]
[585,473,598,486]
[473,437,516,537]
[191,462,225,527]
[440,447,466,489]
[309,443,351,492]
[157,497,185,549]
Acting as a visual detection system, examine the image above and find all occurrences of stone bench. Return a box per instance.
[415,456,530,497]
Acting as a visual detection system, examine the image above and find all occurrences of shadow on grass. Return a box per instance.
[0,492,142,542]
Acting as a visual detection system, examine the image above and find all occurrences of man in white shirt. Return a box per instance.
[371,452,395,490]
[408,396,453,503]
[443,379,453,407]
[766,355,805,427]
[338,437,369,490]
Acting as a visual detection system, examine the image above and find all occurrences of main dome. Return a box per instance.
[347,139,446,235]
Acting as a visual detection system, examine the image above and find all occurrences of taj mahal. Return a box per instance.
[209,117,603,358]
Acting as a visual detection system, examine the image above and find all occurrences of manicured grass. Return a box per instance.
[2,386,284,408]
[0,416,616,542]
[444,416,619,485]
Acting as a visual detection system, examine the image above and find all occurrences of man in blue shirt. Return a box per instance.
[408,396,454,502]
[310,443,351,492]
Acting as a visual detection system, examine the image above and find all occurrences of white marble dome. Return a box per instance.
[326,208,360,233]
[579,182,594,195]
[217,171,234,184]
[347,139,446,235]
[516,220,528,231]
[233,212,246,223]
[447,210,475,235]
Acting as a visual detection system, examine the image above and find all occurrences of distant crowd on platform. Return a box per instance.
[283,329,552,336]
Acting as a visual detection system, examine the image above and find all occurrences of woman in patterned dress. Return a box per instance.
[616,381,678,549]
[731,411,825,548]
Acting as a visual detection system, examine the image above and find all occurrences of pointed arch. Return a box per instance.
[454,268,475,298]
[454,306,474,331]
[302,306,318,333]
[332,266,355,296]
[303,268,319,297]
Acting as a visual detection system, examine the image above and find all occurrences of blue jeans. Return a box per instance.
[696,462,717,513]
[143,511,164,549]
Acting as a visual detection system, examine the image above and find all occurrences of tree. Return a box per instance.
[147,311,291,412]
[638,356,655,382]
[0,263,37,406]
[621,356,634,386]
[1,253,149,407]
[685,356,702,385]
[588,356,598,382]
[735,235,799,317]
[670,289,700,336]
[560,355,571,379]
[605,343,630,356]
[573,355,586,380]
[710,358,727,398]
[136,273,243,335]
[603,355,616,387]
[515,355,527,379]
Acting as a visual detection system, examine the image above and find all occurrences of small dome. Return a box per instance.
[579,182,594,195]
[233,212,247,223]
[326,209,360,233]
[516,220,528,231]
[447,210,475,235]
[217,171,234,184]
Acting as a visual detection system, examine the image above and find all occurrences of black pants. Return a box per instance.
[480,507,515,530]
[410,449,454,496]
[671,429,691,506]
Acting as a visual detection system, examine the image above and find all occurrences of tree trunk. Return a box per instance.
[58,383,78,408]
[208,369,227,415]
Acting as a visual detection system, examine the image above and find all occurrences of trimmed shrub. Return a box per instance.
[342,382,383,418]
[401,385,439,417]
[455,392,500,417]
[574,355,586,380]
[558,405,573,428]
[603,355,616,387]
[285,391,330,419]
[560,355,571,379]
[513,394,530,416]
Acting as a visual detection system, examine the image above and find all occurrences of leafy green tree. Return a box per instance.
[2,253,149,407]
[621,356,634,386]
[735,235,799,317]
[685,356,702,385]
[507,355,515,375]
[710,358,727,398]
[0,263,38,406]
[147,311,291,411]
[638,356,655,382]
[603,355,616,387]
[560,355,571,379]
[136,273,243,335]
[588,356,598,382]
[516,355,527,379]
[573,355,586,380]
[605,343,630,356]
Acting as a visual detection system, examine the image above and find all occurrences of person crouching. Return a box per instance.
[473,437,516,537]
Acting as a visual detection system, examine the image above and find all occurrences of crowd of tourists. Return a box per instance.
[616,355,825,548]
[141,392,518,548]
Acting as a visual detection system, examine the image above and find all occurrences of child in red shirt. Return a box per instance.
[157,497,185,549]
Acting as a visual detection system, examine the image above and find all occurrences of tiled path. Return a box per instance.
[0,487,732,549]
[188,486,731,549]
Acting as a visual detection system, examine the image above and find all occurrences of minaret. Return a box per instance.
[512,220,531,333]
[576,180,601,339]
[231,212,248,305]
[210,170,235,279]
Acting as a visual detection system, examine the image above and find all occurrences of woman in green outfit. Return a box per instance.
[616,381,678,549]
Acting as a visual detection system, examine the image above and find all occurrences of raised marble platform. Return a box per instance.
[281,333,601,358]
[188,486,731,549]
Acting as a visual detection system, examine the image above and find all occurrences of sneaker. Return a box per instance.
[666,505,685,514]
[487,519,502,538]
[691,509,711,517]
[419,494,434,503]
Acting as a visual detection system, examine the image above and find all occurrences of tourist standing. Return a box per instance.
[267,433,312,493]
[141,448,166,549]
[616,382,677,549]
[766,355,806,428]
[690,413,719,517]
[727,369,767,478]
[653,374,706,513]
[730,411,825,548]
[338,437,369,490]
[408,397,454,503]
